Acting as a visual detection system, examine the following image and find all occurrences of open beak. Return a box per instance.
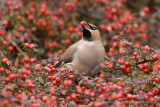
[82,23,92,39]
[80,21,92,39]
[82,23,92,30]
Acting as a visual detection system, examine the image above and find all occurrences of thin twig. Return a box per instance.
[137,59,154,65]
[77,9,103,21]
[9,39,28,57]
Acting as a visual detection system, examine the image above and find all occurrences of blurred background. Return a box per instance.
[0,0,160,62]
[0,0,160,106]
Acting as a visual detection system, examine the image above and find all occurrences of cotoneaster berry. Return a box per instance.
[152,54,158,60]
[121,65,126,70]
[80,21,86,26]
[133,52,138,56]
[144,45,149,51]
[2,58,7,63]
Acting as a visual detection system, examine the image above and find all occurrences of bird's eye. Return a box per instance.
[92,27,97,30]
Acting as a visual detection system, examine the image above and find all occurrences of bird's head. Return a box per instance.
[80,21,101,41]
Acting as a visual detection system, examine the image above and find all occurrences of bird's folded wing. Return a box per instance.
[54,40,81,68]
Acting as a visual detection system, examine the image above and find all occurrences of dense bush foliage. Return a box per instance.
[0,0,160,106]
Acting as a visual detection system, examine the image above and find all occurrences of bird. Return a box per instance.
[55,21,105,83]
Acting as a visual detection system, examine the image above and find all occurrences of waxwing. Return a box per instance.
[55,21,105,82]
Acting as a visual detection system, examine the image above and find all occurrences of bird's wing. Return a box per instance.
[54,40,81,68]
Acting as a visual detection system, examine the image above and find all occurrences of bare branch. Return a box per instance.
[137,59,154,65]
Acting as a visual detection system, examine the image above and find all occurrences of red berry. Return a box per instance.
[95,0,101,3]
[17,15,22,20]
[17,94,22,100]
[144,45,149,51]
[18,26,24,32]
[0,29,5,36]
[24,43,30,48]
[71,93,77,99]
[143,63,148,68]
[152,54,158,60]
[9,74,15,80]
[58,50,63,55]
[61,91,66,95]
[121,65,126,70]
[53,81,57,85]
[96,84,101,89]
[68,75,74,79]
[47,82,51,86]
[133,52,138,56]
[52,76,56,80]
[54,61,58,65]
[6,70,11,76]
[2,58,7,63]
[60,69,64,73]
[23,57,30,63]
[47,64,52,68]
[113,35,119,40]
[5,77,10,82]
[48,76,52,80]
[130,56,135,60]
[126,68,130,73]
[0,67,4,72]
[51,68,56,72]
[100,24,105,31]
[6,61,11,66]
[8,46,14,51]
[144,68,149,73]
[90,92,95,97]
[125,61,130,66]
[155,78,159,83]
[80,21,86,26]
[77,32,82,36]
[83,81,88,86]
[84,89,90,95]
[143,6,149,13]
[30,58,35,63]
[27,15,33,21]
[42,96,47,102]
[65,39,71,44]
[34,66,39,71]
[14,5,20,10]
[3,20,8,26]
[148,91,153,97]
[29,44,34,49]
[138,65,144,70]
[144,95,149,101]
[56,77,60,82]
[70,68,74,73]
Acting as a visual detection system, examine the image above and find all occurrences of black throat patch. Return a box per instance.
[83,28,92,41]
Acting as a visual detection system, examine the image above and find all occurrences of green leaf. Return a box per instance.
[157,75,160,79]
[101,82,106,86]
[38,77,44,86]
[141,53,146,59]
[132,71,138,77]
[147,65,153,72]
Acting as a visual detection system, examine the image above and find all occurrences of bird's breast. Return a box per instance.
[78,41,96,50]
[72,41,103,66]
[70,40,105,76]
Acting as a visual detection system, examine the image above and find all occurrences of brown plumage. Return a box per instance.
[55,22,105,82]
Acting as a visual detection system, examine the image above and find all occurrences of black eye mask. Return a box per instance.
[88,24,97,30]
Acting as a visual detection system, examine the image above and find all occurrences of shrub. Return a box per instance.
[0,0,160,106]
